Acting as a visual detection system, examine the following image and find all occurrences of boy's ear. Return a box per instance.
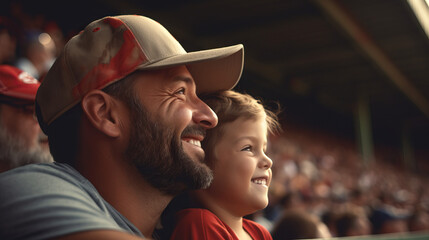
[81,90,121,137]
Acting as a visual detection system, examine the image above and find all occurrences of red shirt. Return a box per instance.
[170,208,273,240]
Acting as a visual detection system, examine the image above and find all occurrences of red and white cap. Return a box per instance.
[36,15,244,133]
[0,65,40,104]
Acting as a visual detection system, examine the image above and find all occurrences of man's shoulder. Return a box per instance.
[0,162,94,207]
[1,162,77,176]
[0,163,143,239]
[0,162,85,188]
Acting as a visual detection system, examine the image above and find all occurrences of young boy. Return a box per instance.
[167,90,280,240]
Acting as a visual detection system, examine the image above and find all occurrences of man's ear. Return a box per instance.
[81,90,122,137]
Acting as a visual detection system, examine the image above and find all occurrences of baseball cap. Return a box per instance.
[0,65,40,105]
[36,15,244,133]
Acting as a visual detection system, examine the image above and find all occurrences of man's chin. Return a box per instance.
[188,161,213,190]
[181,142,205,163]
[189,153,206,166]
[180,147,213,189]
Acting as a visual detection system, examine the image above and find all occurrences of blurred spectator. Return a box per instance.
[321,209,338,237]
[407,209,429,232]
[369,208,408,234]
[348,188,371,214]
[0,16,17,64]
[271,209,331,240]
[0,65,52,172]
[15,30,56,80]
[335,207,371,237]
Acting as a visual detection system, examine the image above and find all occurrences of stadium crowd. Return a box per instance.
[258,123,429,238]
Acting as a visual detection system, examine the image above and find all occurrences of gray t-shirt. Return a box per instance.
[0,162,143,240]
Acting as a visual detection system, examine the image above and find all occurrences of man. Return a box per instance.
[0,65,52,172]
[0,15,244,239]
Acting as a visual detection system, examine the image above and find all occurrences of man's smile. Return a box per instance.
[182,138,202,148]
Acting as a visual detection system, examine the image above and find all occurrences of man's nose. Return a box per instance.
[193,100,218,129]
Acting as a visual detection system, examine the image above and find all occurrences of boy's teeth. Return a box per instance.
[188,139,201,147]
[252,179,267,185]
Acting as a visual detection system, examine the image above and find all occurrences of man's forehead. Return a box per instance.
[163,65,194,81]
[171,75,194,85]
[134,66,196,87]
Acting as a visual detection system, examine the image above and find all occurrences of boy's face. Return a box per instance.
[202,116,273,216]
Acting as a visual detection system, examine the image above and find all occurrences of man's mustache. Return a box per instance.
[181,125,206,139]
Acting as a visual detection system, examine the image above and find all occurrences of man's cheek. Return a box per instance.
[172,109,193,126]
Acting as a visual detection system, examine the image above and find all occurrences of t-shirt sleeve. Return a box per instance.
[0,165,125,240]
[170,208,234,240]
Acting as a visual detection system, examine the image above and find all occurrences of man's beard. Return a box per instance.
[0,127,53,170]
[125,98,213,196]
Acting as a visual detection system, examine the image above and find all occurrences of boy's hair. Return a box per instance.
[200,90,280,165]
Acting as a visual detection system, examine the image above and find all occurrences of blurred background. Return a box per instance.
[1,0,429,238]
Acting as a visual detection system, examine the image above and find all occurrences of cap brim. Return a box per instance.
[1,85,39,102]
[138,44,244,93]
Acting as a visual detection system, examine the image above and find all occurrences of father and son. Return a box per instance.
[0,14,280,240]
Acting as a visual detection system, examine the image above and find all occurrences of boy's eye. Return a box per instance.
[241,145,252,152]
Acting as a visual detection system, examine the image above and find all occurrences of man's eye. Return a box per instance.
[175,88,185,95]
